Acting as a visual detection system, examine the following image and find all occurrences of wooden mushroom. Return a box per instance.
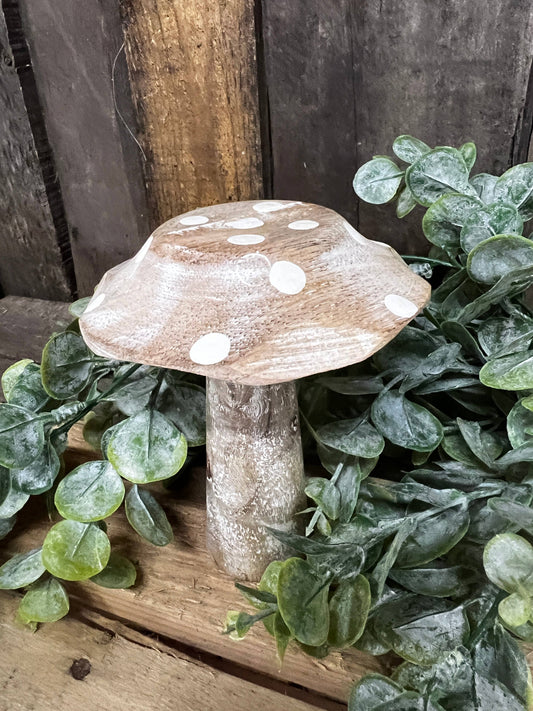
[80,200,430,580]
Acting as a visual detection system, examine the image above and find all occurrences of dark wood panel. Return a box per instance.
[18,0,150,296]
[261,0,358,226]
[0,6,72,300]
[0,296,71,363]
[353,0,533,254]
[121,0,264,227]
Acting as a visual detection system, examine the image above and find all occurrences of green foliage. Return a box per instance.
[4,135,533,709]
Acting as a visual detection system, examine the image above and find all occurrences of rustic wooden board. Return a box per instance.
[121,0,264,226]
[260,1,358,226]
[0,296,71,363]
[352,0,533,254]
[0,595,322,711]
[2,426,390,708]
[17,0,150,296]
[261,1,533,255]
[0,5,72,300]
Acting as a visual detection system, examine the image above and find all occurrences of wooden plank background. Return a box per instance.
[0,0,533,294]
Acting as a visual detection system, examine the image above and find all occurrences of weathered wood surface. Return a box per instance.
[18,0,150,296]
[0,596,321,711]
[262,0,533,254]
[80,200,430,384]
[121,0,264,227]
[2,426,390,708]
[0,5,72,300]
[0,296,71,364]
[261,1,358,226]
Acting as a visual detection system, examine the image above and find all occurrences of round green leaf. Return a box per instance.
[11,442,60,495]
[7,362,51,412]
[125,485,173,546]
[1,359,33,401]
[483,533,533,594]
[406,147,473,207]
[41,331,94,399]
[69,297,91,318]
[507,399,533,449]
[480,351,533,390]
[107,410,188,483]
[305,477,340,520]
[459,141,477,171]
[499,592,531,628]
[54,460,125,522]
[467,235,533,284]
[0,404,45,469]
[422,194,481,254]
[156,383,206,447]
[349,674,406,711]
[353,157,404,204]
[493,163,533,219]
[18,577,69,623]
[42,520,110,581]
[90,552,136,589]
[460,202,523,253]
[392,135,430,164]
[0,471,29,518]
[396,185,417,218]
[0,548,45,589]
[328,575,370,647]
[478,314,533,357]
[277,558,330,647]
[316,418,385,458]
[371,390,443,452]
[470,172,498,204]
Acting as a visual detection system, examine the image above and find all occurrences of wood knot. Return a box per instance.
[69,658,91,681]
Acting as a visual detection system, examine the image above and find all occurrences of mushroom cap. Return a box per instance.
[80,200,430,385]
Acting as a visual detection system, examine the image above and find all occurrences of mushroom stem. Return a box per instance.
[205,378,306,580]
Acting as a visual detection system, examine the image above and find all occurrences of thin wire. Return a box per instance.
[111,42,147,162]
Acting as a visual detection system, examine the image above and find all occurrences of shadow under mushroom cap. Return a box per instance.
[80,200,431,385]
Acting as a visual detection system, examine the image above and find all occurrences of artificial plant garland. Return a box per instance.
[1,136,533,709]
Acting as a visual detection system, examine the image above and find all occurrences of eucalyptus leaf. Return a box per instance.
[392,135,430,164]
[498,592,531,627]
[460,202,523,253]
[305,477,340,520]
[54,460,125,522]
[7,362,51,411]
[107,410,188,483]
[0,515,16,541]
[456,418,503,467]
[371,390,443,452]
[470,173,498,203]
[389,564,475,598]
[0,471,29,517]
[478,314,533,358]
[156,382,206,447]
[18,577,69,624]
[396,185,417,218]
[0,404,45,469]
[483,533,533,594]
[422,193,481,254]
[41,331,95,398]
[0,548,45,589]
[125,485,173,546]
[1,359,33,401]
[316,418,385,458]
[493,162,533,219]
[10,441,60,495]
[480,350,533,390]
[328,575,371,647]
[277,557,330,646]
[90,552,137,589]
[42,520,110,581]
[467,235,533,285]
[459,142,477,171]
[353,157,404,204]
[69,296,91,317]
[406,147,474,207]
[507,399,533,449]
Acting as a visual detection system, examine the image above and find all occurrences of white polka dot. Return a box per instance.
[133,236,153,263]
[253,201,287,213]
[85,293,106,314]
[226,217,264,229]
[189,333,231,365]
[384,294,418,318]
[227,234,265,245]
[269,261,306,295]
[288,220,319,230]
[180,215,209,225]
